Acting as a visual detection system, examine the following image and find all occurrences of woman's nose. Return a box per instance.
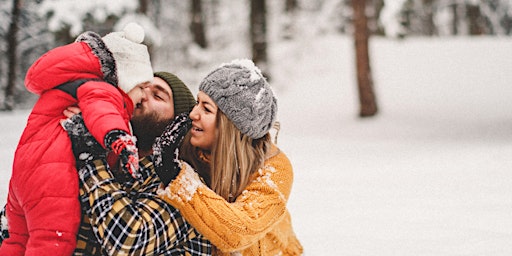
[189,105,199,120]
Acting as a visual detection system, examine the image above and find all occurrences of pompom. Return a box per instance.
[123,22,145,43]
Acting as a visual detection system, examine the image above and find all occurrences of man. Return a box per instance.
[73,72,211,255]
[1,73,211,255]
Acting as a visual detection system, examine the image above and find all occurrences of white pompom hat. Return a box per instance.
[101,22,153,93]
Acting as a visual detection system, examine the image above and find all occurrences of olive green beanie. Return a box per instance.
[153,71,196,115]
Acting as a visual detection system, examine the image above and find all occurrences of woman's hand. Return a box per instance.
[152,113,192,186]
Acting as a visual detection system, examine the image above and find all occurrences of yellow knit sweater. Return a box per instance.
[159,147,303,255]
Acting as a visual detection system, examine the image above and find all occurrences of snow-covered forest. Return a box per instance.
[2,32,512,256]
[1,0,512,255]
[0,0,512,110]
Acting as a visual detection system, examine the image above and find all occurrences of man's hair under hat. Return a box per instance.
[154,72,196,116]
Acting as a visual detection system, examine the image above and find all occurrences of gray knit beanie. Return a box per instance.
[199,59,277,139]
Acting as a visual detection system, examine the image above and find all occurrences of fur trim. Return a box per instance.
[75,31,118,87]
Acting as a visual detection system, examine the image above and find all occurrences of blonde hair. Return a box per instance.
[180,111,271,203]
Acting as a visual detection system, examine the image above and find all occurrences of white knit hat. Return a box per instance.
[102,22,153,93]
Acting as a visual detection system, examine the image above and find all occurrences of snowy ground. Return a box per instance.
[2,34,512,255]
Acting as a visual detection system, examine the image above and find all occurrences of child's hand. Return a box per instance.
[63,105,81,118]
[152,113,192,186]
[105,130,140,180]
[61,111,106,169]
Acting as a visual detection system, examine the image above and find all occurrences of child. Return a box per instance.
[0,23,153,255]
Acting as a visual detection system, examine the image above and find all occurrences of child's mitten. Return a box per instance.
[105,130,140,179]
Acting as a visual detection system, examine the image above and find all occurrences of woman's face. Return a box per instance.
[189,91,218,151]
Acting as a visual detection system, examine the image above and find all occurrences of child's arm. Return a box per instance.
[75,81,132,148]
[75,81,140,178]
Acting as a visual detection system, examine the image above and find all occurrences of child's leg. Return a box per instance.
[21,164,81,256]
[0,187,29,256]
[24,196,81,256]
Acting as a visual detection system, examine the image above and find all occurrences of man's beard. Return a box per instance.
[131,112,172,153]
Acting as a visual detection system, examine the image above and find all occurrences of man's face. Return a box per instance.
[129,77,175,153]
[130,77,175,120]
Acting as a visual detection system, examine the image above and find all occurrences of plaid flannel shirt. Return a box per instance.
[74,156,211,255]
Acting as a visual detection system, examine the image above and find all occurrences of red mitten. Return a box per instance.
[105,130,140,179]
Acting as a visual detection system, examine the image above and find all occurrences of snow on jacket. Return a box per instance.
[159,145,303,256]
[0,32,133,256]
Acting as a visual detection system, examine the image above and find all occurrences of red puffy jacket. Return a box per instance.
[0,33,133,256]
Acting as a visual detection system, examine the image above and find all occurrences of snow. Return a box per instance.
[39,0,138,36]
[2,34,512,255]
[158,162,203,202]
[222,59,264,82]
[380,0,407,37]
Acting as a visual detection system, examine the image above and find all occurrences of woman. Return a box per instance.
[157,59,303,255]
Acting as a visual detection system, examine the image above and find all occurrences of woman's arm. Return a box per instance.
[159,151,294,252]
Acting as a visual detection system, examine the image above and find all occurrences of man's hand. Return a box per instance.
[61,110,106,169]
[152,113,192,186]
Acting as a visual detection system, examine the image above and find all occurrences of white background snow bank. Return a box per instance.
[1,35,512,255]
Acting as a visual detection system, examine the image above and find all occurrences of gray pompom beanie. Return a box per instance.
[199,59,277,139]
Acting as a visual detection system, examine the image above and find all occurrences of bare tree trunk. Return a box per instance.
[285,0,298,12]
[353,0,377,117]
[138,0,148,14]
[137,0,155,56]
[369,0,386,35]
[282,0,298,40]
[250,0,269,78]
[467,4,484,35]
[423,0,436,36]
[191,0,207,48]
[451,3,458,35]
[4,0,22,111]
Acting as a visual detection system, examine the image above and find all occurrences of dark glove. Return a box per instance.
[105,130,140,180]
[0,205,8,243]
[152,113,192,186]
[61,113,106,169]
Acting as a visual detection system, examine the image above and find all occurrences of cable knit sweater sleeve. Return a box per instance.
[159,149,294,252]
